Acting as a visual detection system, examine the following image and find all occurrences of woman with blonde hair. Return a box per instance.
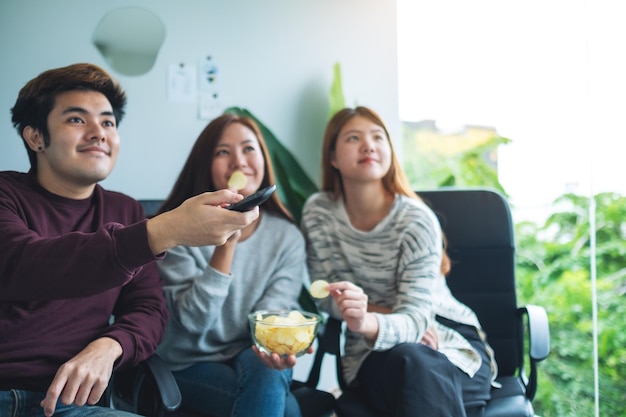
[301,106,495,417]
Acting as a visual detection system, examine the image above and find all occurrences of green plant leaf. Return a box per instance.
[329,62,345,118]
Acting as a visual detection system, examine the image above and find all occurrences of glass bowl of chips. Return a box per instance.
[249,310,322,357]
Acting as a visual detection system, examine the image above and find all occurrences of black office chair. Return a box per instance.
[136,199,164,218]
[420,189,550,417]
[303,188,550,417]
[107,355,182,417]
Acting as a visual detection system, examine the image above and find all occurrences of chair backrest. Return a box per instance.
[417,188,520,377]
[139,200,164,218]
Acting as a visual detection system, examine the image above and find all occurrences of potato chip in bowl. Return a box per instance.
[249,310,321,357]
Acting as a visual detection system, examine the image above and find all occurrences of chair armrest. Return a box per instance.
[138,354,182,413]
[303,317,347,391]
[523,304,550,361]
[518,304,550,400]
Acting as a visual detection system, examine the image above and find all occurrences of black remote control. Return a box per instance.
[227,184,276,212]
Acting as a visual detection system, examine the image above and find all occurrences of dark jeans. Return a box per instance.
[172,347,301,417]
[352,319,492,417]
[0,389,139,417]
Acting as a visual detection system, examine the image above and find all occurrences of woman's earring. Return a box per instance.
[37,146,43,151]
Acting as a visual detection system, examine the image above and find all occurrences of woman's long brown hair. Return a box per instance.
[157,113,292,222]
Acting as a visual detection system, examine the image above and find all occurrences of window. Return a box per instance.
[397,1,626,416]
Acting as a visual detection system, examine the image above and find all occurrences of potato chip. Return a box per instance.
[309,280,330,299]
[227,170,247,190]
[288,310,307,322]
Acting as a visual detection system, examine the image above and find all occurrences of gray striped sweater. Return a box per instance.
[301,192,497,385]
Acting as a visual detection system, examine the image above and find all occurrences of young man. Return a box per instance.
[0,63,259,417]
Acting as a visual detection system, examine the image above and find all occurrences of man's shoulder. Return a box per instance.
[0,170,29,186]
[0,171,39,200]
[0,170,25,177]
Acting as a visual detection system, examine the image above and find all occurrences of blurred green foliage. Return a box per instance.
[516,192,626,417]
[402,123,510,195]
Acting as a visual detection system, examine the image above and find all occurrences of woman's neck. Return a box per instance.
[342,181,394,231]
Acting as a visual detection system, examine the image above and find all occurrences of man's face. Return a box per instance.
[35,90,120,198]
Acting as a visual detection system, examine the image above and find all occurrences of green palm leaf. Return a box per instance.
[329,62,345,117]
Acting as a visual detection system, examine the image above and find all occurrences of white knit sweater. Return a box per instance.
[301,192,496,385]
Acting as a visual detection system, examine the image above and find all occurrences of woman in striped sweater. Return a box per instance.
[301,107,496,417]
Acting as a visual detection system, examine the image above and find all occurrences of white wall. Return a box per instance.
[0,0,400,199]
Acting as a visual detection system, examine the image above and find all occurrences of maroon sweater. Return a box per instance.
[0,171,168,391]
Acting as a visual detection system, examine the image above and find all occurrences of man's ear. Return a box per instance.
[23,126,44,151]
